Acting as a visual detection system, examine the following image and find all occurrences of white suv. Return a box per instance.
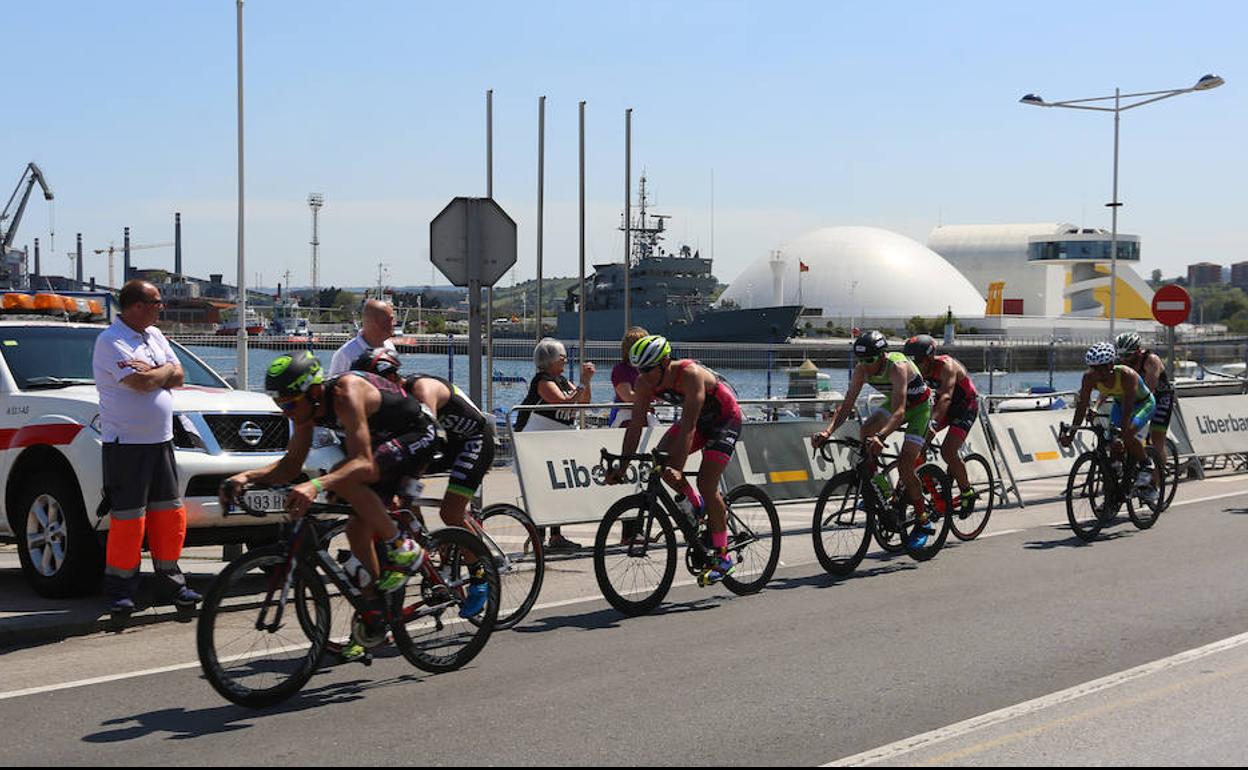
[0,318,343,597]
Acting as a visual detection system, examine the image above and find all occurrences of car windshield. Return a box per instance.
[0,326,227,390]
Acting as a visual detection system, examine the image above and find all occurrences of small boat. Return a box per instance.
[995,384,1067,413]
[216,307,265,336]
[492,368,526,384]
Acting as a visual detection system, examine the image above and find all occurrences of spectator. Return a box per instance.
[329,298,397,376]
[609,326,650,428]
[93,280,200,615]
[515,338,595,552]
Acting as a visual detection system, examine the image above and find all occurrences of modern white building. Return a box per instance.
[927,223,1154,320]
[720,226,985,326]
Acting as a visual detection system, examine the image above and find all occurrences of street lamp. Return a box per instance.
[1020,74,1225,337]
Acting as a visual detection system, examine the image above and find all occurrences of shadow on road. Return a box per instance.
[512,596,723,634]
[81,664,434,743]
[1023,528,1128,549]
[766,554,918,591]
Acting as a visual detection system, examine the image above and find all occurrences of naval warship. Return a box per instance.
[556,177,801,343]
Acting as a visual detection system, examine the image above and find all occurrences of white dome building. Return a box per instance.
[720,227,986,322]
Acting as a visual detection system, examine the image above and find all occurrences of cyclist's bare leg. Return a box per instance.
[697,462,728,536]
[898,440,924,512]
[337,482,402,577]
[859,413,890,473]
[941,430,971,493]
[1150,429,1168,467]
[438,491,480,564]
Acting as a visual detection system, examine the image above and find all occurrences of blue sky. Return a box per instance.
[5,0,1243,291]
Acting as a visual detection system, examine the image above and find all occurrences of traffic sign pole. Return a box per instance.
[1151,284,1192,384]
[467,200,483,408]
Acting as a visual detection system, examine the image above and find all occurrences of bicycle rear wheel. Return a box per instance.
[1066,452,1109,542]
[950,453,995,541]
[198,546,329,708]
[593,493,677,616]
[811,471,874,576]
[901,464,953,562]
[721,484,781,596]
[390,527,499,674]
[1161,437,1180,512]
[478,503,545,630]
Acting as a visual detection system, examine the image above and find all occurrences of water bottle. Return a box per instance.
[337,550,373,590]
[675,494,703,527]
[872,472,893,499]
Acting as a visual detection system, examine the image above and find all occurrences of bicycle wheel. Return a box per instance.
[198,546,329,708]
[1128,447,1166,530]
[950,453,995,541]
[1066,452,1109,542]
[478,503,545,630]
[720,484,781,596]
[390,526,499,674]
[811,471,875,576]
[1161,437,1180,512]
[593,493,677,616]
[900,464,953,562]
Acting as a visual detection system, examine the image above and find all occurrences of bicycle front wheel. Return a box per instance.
[950,453,995,541]
[391,526,498,674]
[1066,452,1109,542]
[197,546,329,708]
[593,494,677,616]
[721,484,781,596]
[811,471,874,576]
[478,503,545,630]
[1161,437,1180,512]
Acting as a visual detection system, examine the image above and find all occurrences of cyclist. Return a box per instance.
[813,330,934,548]
[903,334,981,514]
[1060,342,1158,502]
[351,349,496,537]
[220,352,482,660]
[605,335,743,587]
[1114,332,1175,482]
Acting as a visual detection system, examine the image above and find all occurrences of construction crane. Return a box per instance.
[93,241,174,289]
[1,163,54,287]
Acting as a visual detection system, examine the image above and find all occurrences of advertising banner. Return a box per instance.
[721,420,860,502]
[511,426,702,526]
[983,408,1094,483]
[1175,394,1248,457]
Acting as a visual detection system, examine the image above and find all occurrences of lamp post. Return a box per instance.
[1020,74,1224,337]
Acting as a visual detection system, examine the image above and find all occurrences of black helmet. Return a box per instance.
[853,330,888,360]
[903,334,937,361]
[265,351,324,398]
[352,348,403,382]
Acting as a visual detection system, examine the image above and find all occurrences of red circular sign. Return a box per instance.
[1152,284,1192,327]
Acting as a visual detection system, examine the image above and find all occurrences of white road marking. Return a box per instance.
[823,629,1248,766]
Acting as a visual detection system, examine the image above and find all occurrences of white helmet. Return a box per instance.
[1114,332,1141,358]
[1085,342,1117,367]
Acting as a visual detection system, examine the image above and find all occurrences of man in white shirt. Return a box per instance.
[329,298,397,376]
[92,280,199,615]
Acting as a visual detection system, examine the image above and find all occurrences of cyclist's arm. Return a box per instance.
[315,380,380,494]
[220,420,313,502]
[1070,373,1097,430]
[1143,353,1164,393]
[667,366,706,471]
[931,362,956,428]
[407,377,445,417]
[1119,368,1139,432]
[826,366,866,435]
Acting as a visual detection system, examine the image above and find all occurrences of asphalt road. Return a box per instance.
[4,478,1248,766]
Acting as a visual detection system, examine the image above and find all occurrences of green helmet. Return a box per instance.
[265,351,324,398]
[629,334,672,369]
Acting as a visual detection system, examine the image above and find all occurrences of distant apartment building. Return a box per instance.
[1188,262,1223,288]
[1232,262,1248,293]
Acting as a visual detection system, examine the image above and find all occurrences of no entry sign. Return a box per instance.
[1152,284,1192,327]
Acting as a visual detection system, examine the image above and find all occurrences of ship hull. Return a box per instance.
[556,305,801,343]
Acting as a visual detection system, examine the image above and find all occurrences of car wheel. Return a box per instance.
[15,471,103,598]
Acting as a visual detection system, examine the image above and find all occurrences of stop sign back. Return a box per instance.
[1152,284,1192,327]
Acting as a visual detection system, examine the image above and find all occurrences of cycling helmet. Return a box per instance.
[1085,342,1117,367]
[853,330,889,359]
[351,348,403,382]
[1114,332,1141,358]
[903,334,937,361]
[265,351,324,398]
[629,334,672,369]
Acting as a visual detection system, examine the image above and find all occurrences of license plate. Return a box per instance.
[240,489,288,514]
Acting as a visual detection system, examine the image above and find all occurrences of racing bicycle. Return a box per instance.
[593,448,781,616]
[1062,415,1166,542]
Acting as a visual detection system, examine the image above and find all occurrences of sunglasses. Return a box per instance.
[640,363,663,374]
